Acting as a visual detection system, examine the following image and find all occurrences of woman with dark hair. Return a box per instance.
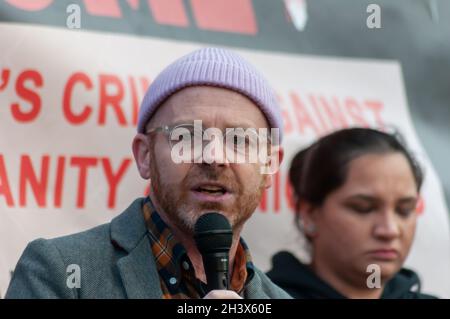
[267,128,437,298]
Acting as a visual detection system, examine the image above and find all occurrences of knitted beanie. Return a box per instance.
[137,47,283,141]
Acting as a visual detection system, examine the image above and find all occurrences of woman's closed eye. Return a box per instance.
[348,203,376,214]
[396,203,417,218]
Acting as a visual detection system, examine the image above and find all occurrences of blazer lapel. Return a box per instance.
[110,198,163,299]
[116,235,162,299]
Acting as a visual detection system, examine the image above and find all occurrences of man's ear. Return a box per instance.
[132,133,151,179]
[263,145,284,188]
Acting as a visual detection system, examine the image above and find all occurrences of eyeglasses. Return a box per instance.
[145,123,273,162]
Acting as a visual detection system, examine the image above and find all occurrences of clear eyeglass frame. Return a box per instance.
[145,123,271,156]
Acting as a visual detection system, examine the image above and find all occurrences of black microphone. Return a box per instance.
[194,212,233,293]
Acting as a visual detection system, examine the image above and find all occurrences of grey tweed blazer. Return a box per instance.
[6,198,291,299]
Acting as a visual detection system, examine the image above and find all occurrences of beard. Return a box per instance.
[148,145,266,235]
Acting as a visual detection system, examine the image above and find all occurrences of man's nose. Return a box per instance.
[202,150,230,166]
[199,138,230,167]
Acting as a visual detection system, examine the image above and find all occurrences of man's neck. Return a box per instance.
[148,194,240,284]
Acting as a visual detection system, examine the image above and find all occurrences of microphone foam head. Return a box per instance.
[194,213,233,254]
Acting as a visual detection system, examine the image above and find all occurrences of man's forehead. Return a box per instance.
[166,118,259,129]
[149,86,269,128]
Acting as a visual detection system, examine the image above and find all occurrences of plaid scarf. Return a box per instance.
[142,196,255,299]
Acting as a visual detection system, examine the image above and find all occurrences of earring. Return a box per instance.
[305,223,316,235]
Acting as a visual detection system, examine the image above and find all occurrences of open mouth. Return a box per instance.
[193,185,227,196]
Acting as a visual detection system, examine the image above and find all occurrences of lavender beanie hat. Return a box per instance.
[137,47,283,141]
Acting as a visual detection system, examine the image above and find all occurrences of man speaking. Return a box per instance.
[6,47,289,299]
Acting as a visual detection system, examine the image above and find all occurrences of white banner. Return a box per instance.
[1,23,449,298]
